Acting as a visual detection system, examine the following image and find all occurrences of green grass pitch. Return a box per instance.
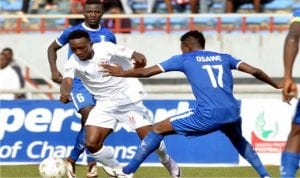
[1,165,299,178]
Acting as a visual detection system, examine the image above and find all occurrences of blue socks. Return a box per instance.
[234,138,270,177]
[123,131,164,174]
[69,127,96,164]
[281,152,300,178]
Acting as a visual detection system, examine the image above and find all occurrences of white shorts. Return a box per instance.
[85,100,153,130]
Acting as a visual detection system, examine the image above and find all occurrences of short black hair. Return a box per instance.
[68,30,91,41]
[85,0,102,5]
[180,30,205,48]
[2,47,13,54]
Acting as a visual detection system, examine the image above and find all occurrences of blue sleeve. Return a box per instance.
[159,55,183,72]
[111,32,117,44]
[107,29,117,44]
[56,27,73,46]
[225,54,241,70]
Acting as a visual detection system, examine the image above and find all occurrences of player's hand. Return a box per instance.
[132,52,146,68]
[133,58,146,69]
[51,70,63,84]
[282,77,298,104]
[60,92,71,103]
[101,63,124,77]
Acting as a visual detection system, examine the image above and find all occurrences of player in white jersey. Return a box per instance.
[60,30,181,178]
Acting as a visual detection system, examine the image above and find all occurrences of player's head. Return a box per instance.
[68,30,93,61]
[1,47,13,61]
[84,0,104,28]
[0,52,10,69]
[180,30,205,53]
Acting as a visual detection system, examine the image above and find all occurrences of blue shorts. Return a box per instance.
[70,78,95,111]
[292,100,300,125]
[170,109,241,137]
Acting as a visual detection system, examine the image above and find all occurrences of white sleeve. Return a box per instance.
[63,58,75,79]
[104,42,134,59]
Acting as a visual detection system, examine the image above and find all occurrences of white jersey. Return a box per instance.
[63,42,146,106]
[0,65,21,99]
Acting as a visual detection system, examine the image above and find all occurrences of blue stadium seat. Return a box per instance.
[239,3,254,10]
[273,16,291,24]
[1,0,23,11]
[292,3,300,10]
[264,0,293,10]
[219,16,242,24]
[245,16,268,24]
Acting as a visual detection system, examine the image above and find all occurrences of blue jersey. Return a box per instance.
[56,22,116,47]
[159,50,242,123]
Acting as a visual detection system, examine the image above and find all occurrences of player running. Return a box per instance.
[47,0,115,177]
[60,29,181,178]
[102,30,281,178]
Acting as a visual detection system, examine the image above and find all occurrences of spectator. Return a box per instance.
[225,0,273,13]
[164,0,199,13]
[22,0,31,14]
[2,48,26,98]
[0,53,21,100]
[44,0,59,13]
[69,0,85,26]
[102,3,131,33]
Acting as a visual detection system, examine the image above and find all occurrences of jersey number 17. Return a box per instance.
[202,65,224,88]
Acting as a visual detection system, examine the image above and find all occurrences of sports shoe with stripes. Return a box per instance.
[64,160,76,178]
[103,166,133,178]
[161,157,181,178]
[86,162,98,178]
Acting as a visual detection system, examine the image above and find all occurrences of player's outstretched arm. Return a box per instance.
[60,78,73,103]
[102,64,163,78]
[237,62,281,89]
[47,41,63,83]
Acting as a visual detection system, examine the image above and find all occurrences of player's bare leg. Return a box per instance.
[284,124,300,153]
[85,126,121,168]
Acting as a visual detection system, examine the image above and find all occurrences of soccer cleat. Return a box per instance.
[103,166,134,178]
[86,162,98,178]
[64,160,76,178]
[161,157,181,178]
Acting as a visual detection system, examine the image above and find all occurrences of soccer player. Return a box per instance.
[280,10,300,178]
[47,0,116,177]
[102,30,281,178]
[60,30,181,178]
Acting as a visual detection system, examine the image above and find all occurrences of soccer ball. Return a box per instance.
[39,157,67,178]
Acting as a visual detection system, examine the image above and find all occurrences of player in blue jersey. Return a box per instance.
[102,30,282,178]
[47,0,116,177]
[280,10,300,178]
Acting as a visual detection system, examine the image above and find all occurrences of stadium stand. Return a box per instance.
[0,0,297,99]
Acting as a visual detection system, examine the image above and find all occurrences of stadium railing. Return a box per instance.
[0,13,292,34]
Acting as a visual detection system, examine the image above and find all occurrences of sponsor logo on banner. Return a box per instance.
[251,111,286,153]
[1,100,238,165]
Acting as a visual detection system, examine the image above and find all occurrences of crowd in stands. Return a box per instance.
[1,0,297,15]
[0,0,298,33]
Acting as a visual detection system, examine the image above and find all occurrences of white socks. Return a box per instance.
[155,141,170,163]
[92,146,121,168]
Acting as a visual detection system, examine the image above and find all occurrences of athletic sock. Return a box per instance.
[155,141,170,163]
[86,149,96,164]
[123,131,164,174]
[69,127,86,161]
[236,139,269,177]
[281,151,300,178]
[92,146,120,168]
